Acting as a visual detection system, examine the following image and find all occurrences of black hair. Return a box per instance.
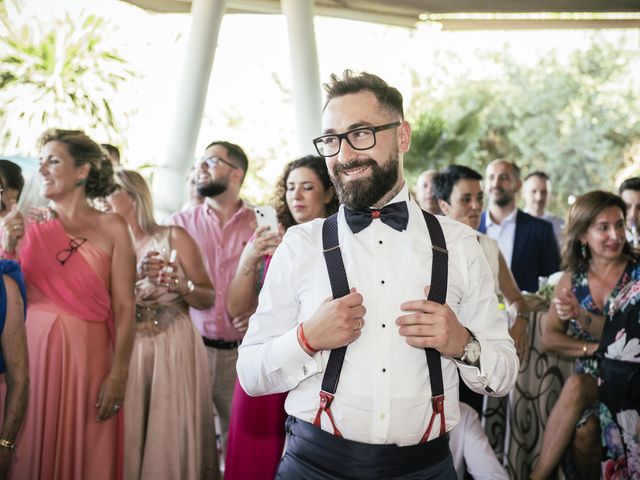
[619,177,640,195]
[433,165,482,204]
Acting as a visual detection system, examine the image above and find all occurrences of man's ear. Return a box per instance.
[398,121,411,153]
[438,198,450,215]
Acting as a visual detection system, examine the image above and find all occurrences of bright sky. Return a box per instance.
[13,0,640,202]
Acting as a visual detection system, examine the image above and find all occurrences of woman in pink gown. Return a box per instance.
[224,156,338,479]
[0,129,136,480]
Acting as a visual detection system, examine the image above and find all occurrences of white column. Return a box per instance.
[153,0,226,214]
[281,0,323,156]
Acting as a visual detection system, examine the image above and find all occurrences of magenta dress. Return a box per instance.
[224,256,288,479]
[8,219,123,480]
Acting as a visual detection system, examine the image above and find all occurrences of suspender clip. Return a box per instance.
[420,394,446,443]
[313,390,343,438]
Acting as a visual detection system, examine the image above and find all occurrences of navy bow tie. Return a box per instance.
[344,202,409,234]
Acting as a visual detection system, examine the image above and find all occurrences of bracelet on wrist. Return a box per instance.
[514,312,529,322]
[0,439,16,452]
[297,323,318,355]
[241,262,259,276]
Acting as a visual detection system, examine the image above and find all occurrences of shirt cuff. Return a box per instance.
[270,325,323,383]
[456,340,498,394]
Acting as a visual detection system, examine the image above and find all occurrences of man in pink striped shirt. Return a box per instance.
[168,140,255,462]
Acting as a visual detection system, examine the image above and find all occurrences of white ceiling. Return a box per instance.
[122,0,640,28]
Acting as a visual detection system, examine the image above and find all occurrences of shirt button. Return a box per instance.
[382,368,386,373]
[381,280,385,285]
[382,324,386,328]
[380,413,386,420]
[302,366,308,376]
[378,240,383,245]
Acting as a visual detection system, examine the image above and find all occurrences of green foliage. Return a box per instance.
[0,0,135,154]
[406,34,640,214]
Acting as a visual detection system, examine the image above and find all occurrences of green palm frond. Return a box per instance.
[0,0,135,154]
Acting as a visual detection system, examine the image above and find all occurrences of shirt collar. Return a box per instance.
[486,207,517,227]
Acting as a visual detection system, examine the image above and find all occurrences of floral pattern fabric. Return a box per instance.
[599,276,640,480]
[571,262,640,376]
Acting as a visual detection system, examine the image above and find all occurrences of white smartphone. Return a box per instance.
[254,205,278,232]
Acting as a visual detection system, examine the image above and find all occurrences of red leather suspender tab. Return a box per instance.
[312,390,343,437]
[420,394,446,443]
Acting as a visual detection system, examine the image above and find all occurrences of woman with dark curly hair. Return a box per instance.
[0,129,135,480]
[0,160,24,219]
[224,155,337,480]
[532,190,640,480]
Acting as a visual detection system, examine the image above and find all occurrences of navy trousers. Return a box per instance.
[276,417,457,480]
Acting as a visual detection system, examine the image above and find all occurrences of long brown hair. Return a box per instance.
[562,190,633,273]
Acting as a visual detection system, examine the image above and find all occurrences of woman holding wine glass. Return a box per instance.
[107,169,217,480]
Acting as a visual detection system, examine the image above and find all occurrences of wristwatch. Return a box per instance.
[457,328,481,366]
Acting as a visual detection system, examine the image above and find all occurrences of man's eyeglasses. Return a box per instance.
[312,121,401,158]
[197,156,239,170]
[56,237,87,266]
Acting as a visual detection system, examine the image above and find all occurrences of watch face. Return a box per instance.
[465,340,481,363]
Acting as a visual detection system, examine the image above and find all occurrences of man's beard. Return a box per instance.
[331,153,399,210]
[491,187,514,208]
[197,180,228,198]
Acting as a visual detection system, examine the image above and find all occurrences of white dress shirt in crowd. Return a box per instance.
[485,208,517,268]
[237,185,518,446]
[449,402,509,480]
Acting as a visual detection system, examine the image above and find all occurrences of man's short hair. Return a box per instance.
[524,171,549,182]
[619,177,640,195]
[433,165,483,204]
[205,140,248,175]
[322,70,404,119]
[488,159,521,181]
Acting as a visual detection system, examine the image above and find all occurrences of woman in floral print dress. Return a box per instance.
[532,191,640,480]
[598,280,640,479]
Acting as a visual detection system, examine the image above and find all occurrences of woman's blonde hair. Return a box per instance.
[113,169,158,234]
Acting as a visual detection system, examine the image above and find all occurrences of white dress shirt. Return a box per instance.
[485,208,517,268]
[478,234,500,295]
[449,403,508,480]
[237,185,518,446]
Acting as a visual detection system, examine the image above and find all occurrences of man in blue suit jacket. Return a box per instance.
[479,160,560,293]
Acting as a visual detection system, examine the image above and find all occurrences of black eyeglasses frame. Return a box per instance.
[312,121,402,158]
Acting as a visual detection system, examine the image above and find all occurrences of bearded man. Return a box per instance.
[479,159,560,292]
[237,71,518,479]
[167,141,254,472]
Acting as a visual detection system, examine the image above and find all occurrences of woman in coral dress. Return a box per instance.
[107,169,217,479]
[1,129,136,480]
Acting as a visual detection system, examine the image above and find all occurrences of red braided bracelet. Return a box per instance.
[298,323,318,354]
